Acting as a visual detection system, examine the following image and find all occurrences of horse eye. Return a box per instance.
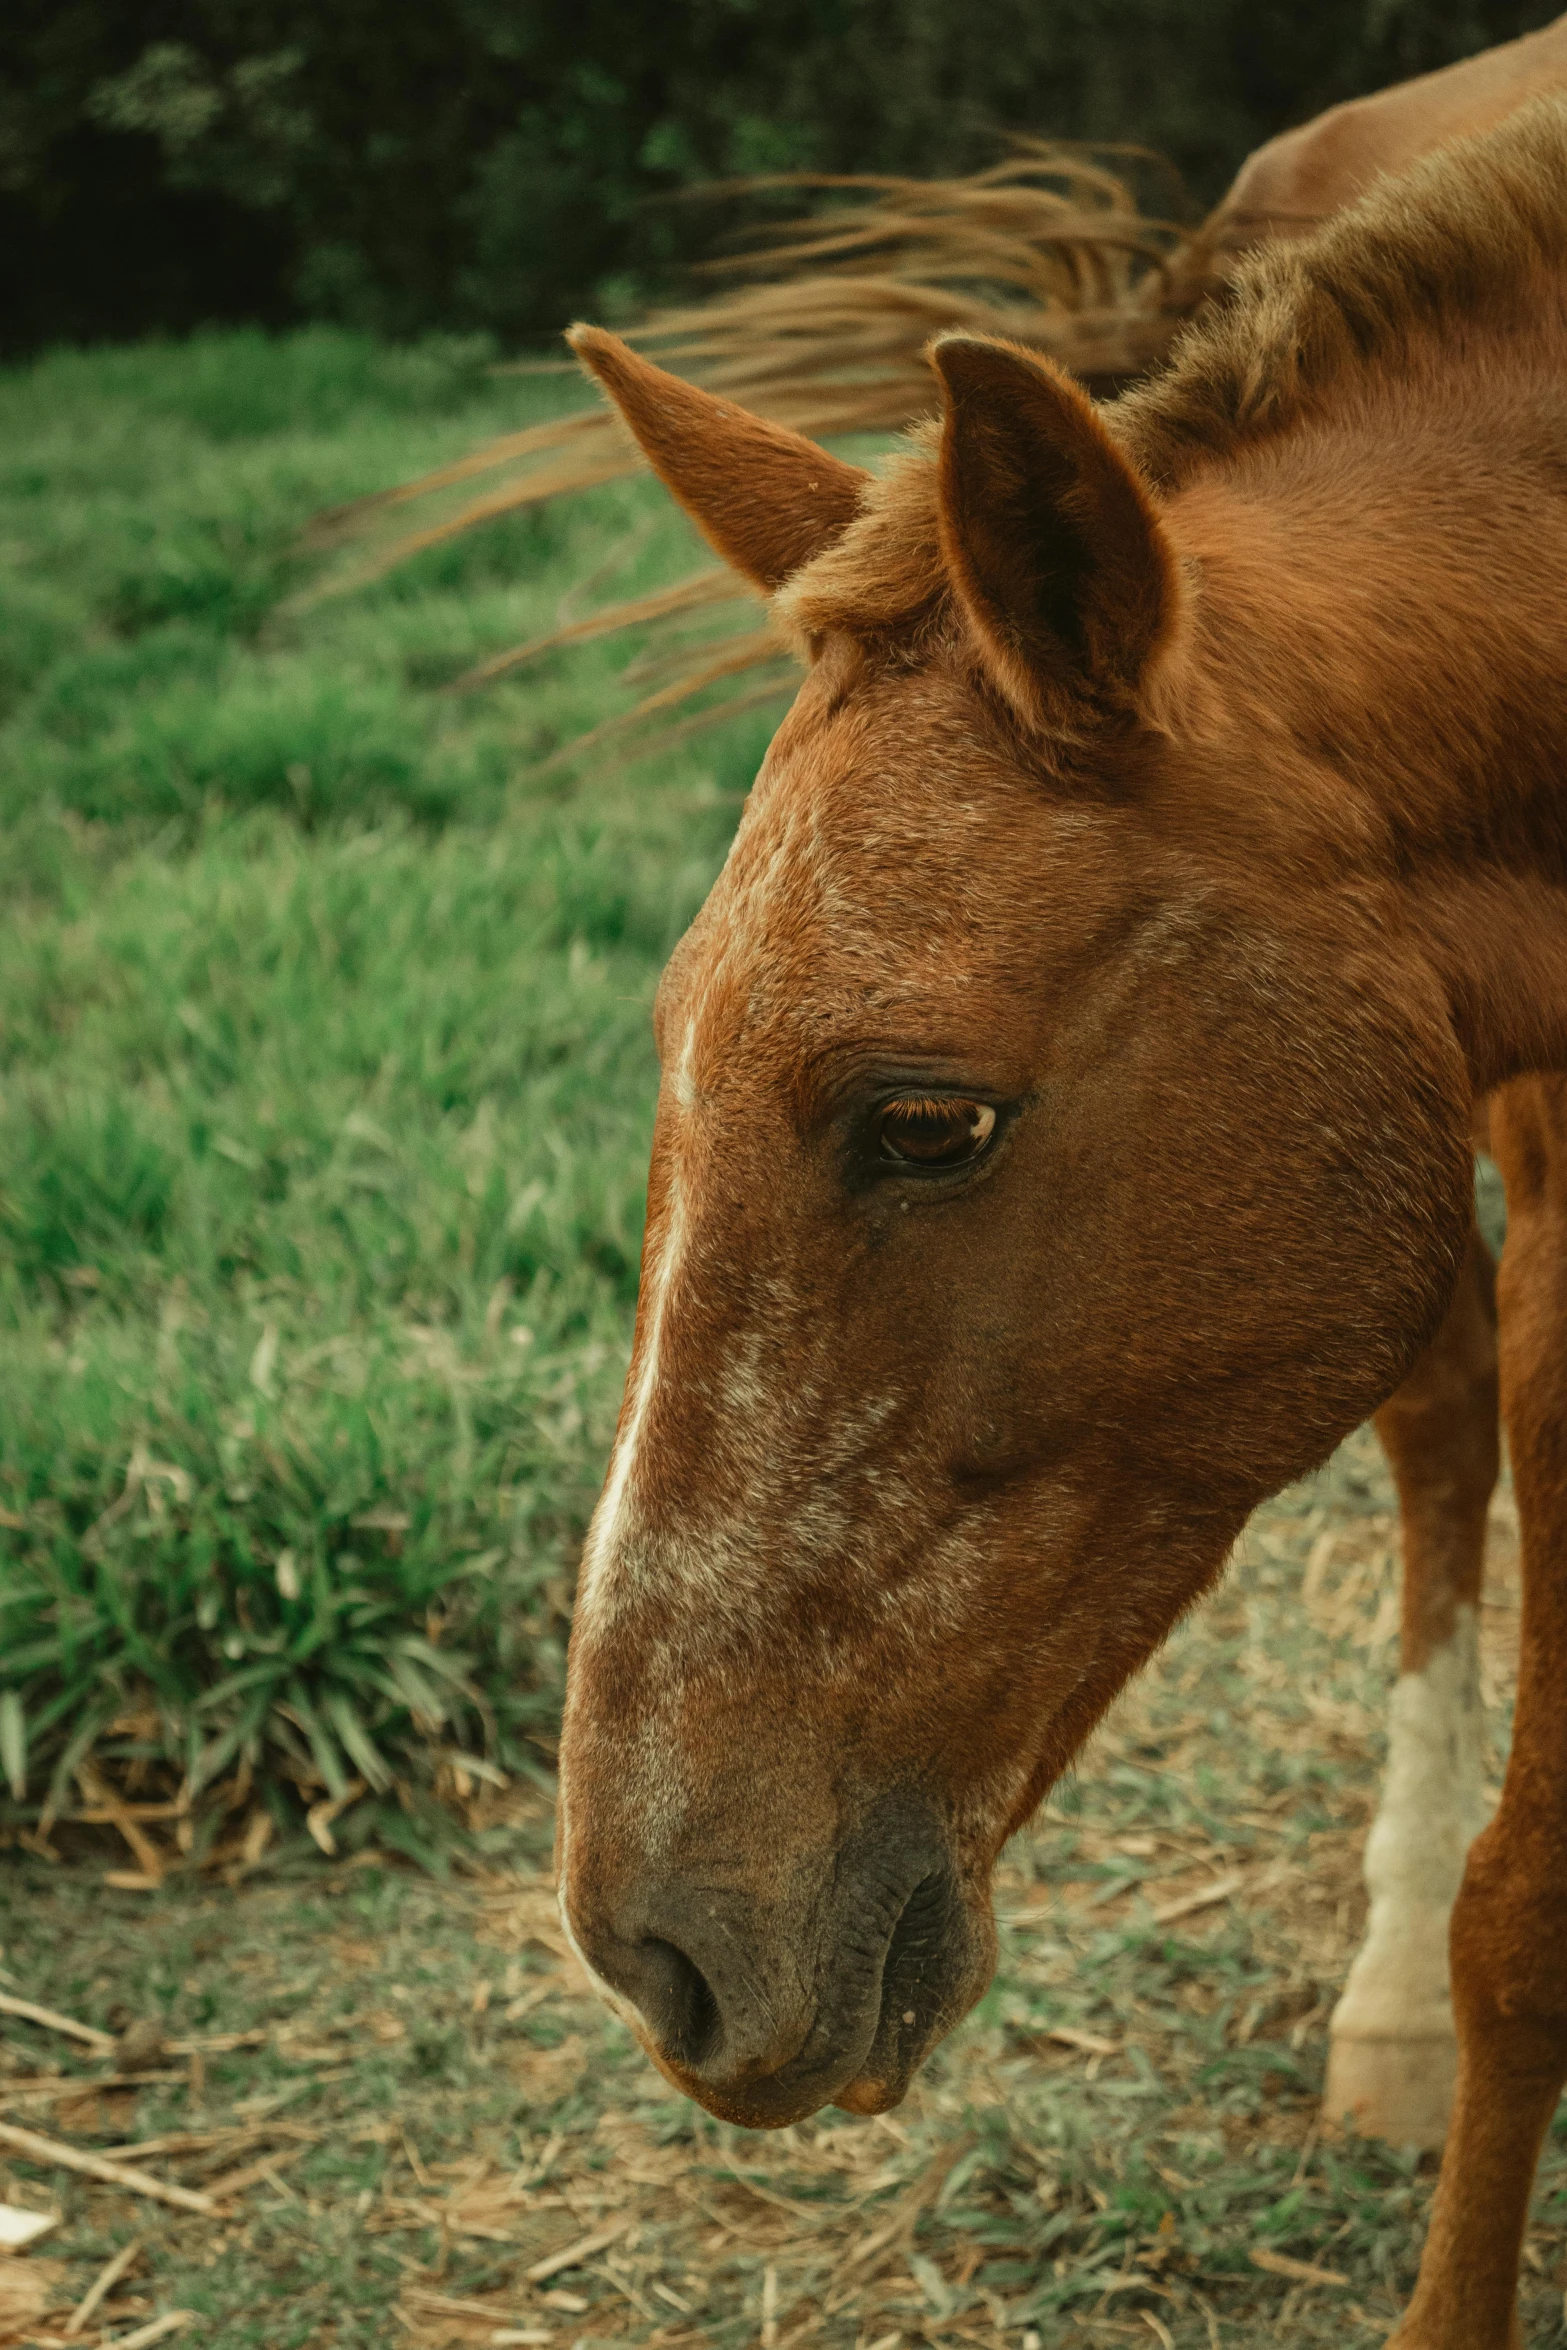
[878,1096,998,1167]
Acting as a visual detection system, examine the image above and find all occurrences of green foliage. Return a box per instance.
[1,1,1560,354]
[0,325,756,1819]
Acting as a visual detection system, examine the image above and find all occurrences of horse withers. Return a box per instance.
[556,104,1567,2350]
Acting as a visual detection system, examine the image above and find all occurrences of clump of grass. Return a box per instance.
[0,325,776,1836]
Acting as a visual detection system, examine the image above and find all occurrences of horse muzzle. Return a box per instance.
[563,1791,993,2128]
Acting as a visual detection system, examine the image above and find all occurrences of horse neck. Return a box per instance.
[1168,363,1567,1093]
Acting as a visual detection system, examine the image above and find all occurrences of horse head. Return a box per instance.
[555,325,1474,2127]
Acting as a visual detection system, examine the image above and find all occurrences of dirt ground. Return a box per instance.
[5,1428,1566,2350]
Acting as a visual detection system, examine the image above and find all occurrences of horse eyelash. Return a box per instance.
[884,1095,970,1119]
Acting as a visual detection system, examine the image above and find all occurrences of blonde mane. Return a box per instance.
[778,95,1567,644]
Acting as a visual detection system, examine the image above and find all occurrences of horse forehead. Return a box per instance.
[683,718,1047,1008]
[672,829,992,1085]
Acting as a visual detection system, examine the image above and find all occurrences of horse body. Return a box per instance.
[1183,17,1567,2157]
[559,100,1567,2349]
[1211,10,1567,255]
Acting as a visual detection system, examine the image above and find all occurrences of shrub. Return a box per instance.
[1,2,1557,356]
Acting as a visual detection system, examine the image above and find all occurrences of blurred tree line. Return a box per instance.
[2,1,1558,356]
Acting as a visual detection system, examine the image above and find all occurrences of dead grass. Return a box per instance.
[3,1430,1564,2349]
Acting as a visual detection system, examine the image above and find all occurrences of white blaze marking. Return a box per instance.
[575,1181,689,1623]
[1324,1605,1489,2143]
[574,1022,697,1626]
[557,1022,696,2025]
[674,1017,698,1109]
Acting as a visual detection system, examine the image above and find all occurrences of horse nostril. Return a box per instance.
[636,1935,722,2070]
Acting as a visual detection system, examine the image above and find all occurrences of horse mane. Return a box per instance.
[1116,92,1567,488]
[777,95,1567,648]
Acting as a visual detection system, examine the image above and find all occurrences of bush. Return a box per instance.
[1,1,1558,357]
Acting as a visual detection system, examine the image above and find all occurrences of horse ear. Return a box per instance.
[567,327,870,592]
[929,336,1179,730]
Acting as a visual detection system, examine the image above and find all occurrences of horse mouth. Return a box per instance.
[700,1860,984,2127]
[829,1864,977,2115]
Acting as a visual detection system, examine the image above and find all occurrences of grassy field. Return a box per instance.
[0,327,780,1846]
[6,1438,1566,2347]
[1,329,1565,2348]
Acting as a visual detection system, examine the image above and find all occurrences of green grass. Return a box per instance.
[0,323,1561,2350]
[0,324,778,1831]
[2,1442,1559,2348]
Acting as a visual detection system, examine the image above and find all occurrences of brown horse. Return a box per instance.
[557,99,1567,2348]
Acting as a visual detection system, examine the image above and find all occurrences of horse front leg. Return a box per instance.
[1391,1076,1567,2350]
[1323,1219,1498,2149]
